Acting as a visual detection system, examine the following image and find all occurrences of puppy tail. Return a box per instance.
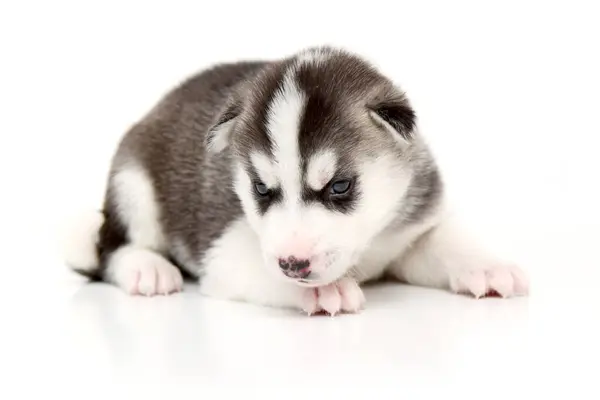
[60,209,105,278]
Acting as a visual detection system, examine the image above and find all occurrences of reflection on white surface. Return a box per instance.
[2,231,599,399]
[62,280,531,386]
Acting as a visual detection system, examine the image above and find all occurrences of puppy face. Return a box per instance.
[207,47,430,286]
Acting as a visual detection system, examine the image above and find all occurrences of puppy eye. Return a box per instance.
[254,182,269,196]
[329,179,352,195]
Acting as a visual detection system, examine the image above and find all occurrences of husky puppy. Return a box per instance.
[62,46,529,315]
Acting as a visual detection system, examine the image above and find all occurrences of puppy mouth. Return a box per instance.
[279,270,330,287]
[294,278,328,288]
[288,267,311,277]
[290,269,340,288]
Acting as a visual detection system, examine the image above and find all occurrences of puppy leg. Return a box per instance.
[103,246,183,295]
[99,164,183,295]
[388,215,529,298]
[199,218,365,314]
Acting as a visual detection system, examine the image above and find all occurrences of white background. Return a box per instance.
[1,1,599,399]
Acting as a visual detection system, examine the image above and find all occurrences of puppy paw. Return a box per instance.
[110,247,184,296]
[301,277,366,316]
[449,262,529,298]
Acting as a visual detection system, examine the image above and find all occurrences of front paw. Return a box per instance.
[300,277,366,316]
[449,262,529,298]
[111,248,184,296]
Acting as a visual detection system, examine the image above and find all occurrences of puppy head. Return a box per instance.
[207,47,437,286]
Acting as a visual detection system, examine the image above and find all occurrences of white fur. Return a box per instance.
[351,211,441,283]
[265,71,305,201]
[388,211,530,298]
[199,217,307,308]
[106,246,183,295]
[201,55,528,310]
[239,149,414,286]
[111,164,167,252]
[295,47,331,67]
[197,198,528,314]
[61,210,104,271]
[236,72,321,276]
[207,117,236,153]
[105,164,183,295]
[232,65,417,287]
[306,150,337,191]
[233,163,263,230]
[199,217,365,315]
[241,71,318,276]
[250,151,279,188]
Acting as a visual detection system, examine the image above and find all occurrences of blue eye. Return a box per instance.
[254,182,269,196]
[329,179,352,195]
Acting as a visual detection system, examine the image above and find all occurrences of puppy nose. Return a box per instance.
[278,257,311,278]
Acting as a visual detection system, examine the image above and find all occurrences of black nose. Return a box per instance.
[279,257,309,271]
[278,257,311,278]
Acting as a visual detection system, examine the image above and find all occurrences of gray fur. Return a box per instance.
[88,46,442,281]
[98,61,269,277]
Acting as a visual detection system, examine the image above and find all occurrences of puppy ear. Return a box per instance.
[206,99,242,153]
[368,94,416,142]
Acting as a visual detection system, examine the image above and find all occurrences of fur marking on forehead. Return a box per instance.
[250,152,278,187]
[306,150,338,191]
[265,71,306,201]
